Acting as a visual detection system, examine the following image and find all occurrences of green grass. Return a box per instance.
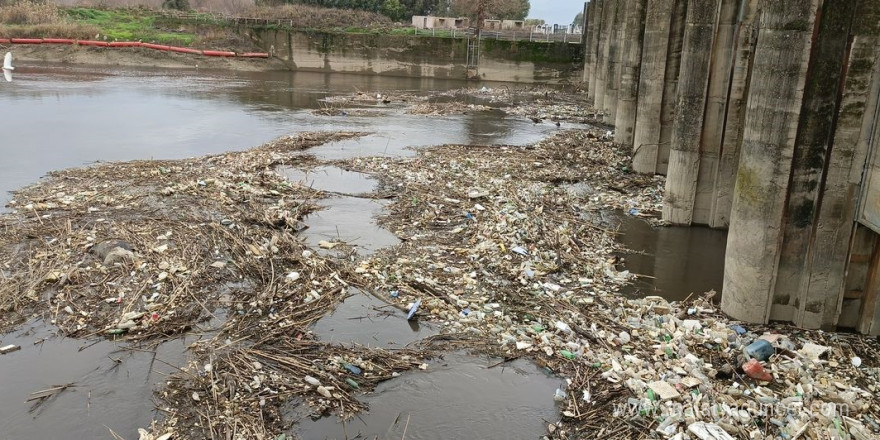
[65,7,196,45]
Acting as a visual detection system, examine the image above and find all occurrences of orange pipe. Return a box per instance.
[109,41,141,47]
[238,52,269,58]
[11,38,42,44]
[78,40,109,47]
[43,38,75,44]
[167,46,202,55]
[202,50,236,57]
[0,38,10,44]
[141,43,170,51]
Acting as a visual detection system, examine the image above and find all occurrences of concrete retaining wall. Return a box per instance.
[245,29,583,84]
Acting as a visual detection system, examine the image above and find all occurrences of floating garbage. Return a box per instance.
[406,298,422,321]
[553,388,567,402]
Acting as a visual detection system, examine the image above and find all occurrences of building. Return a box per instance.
[411,16,469,30]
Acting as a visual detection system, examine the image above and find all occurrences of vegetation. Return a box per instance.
[0,0,97,38]
[246,4,393,30]
[572,10,583,27]
[65,7,198,44]
[450,0,529,21]
[266,0,529,21]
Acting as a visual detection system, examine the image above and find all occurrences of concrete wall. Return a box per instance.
[247,29,583,84]
[412,16,469,29]
[582,0,880,334]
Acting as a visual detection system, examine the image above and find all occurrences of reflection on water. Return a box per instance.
[0,64,557,207]
[311,287,438,348]
[0,321,194,440]
[295,352,561,440]
[615,214,727,302]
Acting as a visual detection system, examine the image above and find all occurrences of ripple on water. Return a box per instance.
[277,165,378,196]
[294,352,562,440]
[311,287,437,348]
[0,321,194,439]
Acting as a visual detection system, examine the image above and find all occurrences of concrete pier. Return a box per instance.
[613,0,647,146]
[581,0,880,334]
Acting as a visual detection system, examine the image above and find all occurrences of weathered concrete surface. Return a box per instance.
[595,0,617,112]
[583,0,880,333]
[722,0,819,324]
[632,0,679,174]
[710,0,759,228]
[775,0,860,328]
[604,0,627,124]
[588,0,606,100]
[695,0,740,227]
[663,0,721,225]
[582,0,595,87]
[656,0,688,175]
[614,0,647,146]
[248,29,583,83]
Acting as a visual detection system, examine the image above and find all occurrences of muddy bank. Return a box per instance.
[10,45,287,71]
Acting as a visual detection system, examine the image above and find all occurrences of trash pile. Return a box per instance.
[339,128,879,439]
[310,108,383,117]
[0,132,360,339]
[439,85,607,126]
[0,131,437,439]
[321,90,426,106]
[406,101,493,116]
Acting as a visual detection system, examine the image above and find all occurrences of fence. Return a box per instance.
[156,11,583,45]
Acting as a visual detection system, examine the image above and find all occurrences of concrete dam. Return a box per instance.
[582,0,880,334]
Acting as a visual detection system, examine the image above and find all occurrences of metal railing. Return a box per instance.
[156,11,583,45]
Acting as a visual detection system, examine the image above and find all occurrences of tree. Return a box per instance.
[381,0,406,20]
[572,11,583,27]
[162,0,191,11]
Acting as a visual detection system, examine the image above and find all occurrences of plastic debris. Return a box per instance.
[742,359,773,382]
[744,339,774,361]
[648,380,680,401]
[553,388,567,402]
[406,298,422,320]
[511,246,529,256]
[688,422,735,440]
[0,344,21,354]
[343,363,362,375]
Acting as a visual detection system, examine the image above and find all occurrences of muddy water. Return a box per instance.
[0,64,557,207]
[279,165,400,254]
[295,352,562,440]
[614,214,728,302]
[312,288,437,348]
[0,320,195,439]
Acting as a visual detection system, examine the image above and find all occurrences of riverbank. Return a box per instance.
[9,43,285,71]
[1,86,878,440]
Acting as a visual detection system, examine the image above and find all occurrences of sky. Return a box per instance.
[527,0,586,26]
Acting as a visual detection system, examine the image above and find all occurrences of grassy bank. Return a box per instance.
[0,2,245,47]
[64,7,200,45]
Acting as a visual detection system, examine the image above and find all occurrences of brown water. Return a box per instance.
[311,287,438,348]
[0,64,557,208]
[614,213,727,302]
[0,64,728,439]
[0,320,198,440]
[294,352,563,440]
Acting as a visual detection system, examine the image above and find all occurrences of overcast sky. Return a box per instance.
[528,0,586,25]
